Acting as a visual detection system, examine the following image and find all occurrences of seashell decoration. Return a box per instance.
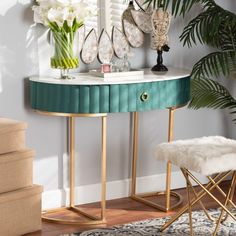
[98,29,114,64]
[122,1,144,48]
[81,29,98,64]
[112,26,130,59]
[123,20,144,48]
[131,10,152,34]
[78,25,85,53]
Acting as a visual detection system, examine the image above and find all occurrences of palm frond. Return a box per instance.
[189,78,236,111]
[143,0,206,16]
[180,4,236,48]
[144,0,236,122]
[143,0,170,10]
[218,24,236,51]
[191,51,236,80]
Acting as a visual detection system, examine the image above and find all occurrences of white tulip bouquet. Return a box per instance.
[33,0,89,75]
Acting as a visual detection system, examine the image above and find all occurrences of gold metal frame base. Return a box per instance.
[42,207,106,225]
[131,191,183,212]
[131,106,186,212]
[37,110,108,226]
[161,169,236,236]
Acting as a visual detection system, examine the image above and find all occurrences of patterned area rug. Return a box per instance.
[65,209,236,236]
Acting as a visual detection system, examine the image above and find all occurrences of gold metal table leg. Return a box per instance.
[130,108,183,212]
[101,116,107,220]
[42,113,107,225]
[131,112,139,196]
[69,117,75,208]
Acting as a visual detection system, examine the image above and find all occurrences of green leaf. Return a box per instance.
[144,0,204,16]
[192,51,236,80]
[189,78,236,114]
[180,3,236,48]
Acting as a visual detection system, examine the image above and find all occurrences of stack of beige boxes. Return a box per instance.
[0,118,43,236]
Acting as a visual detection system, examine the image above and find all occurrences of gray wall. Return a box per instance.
[0,0,235,192]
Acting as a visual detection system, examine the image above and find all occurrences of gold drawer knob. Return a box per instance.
[140,92,149,102]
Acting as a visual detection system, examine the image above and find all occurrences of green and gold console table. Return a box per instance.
[30,68,191,225]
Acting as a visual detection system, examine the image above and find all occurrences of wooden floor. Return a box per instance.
[27,181,234,236]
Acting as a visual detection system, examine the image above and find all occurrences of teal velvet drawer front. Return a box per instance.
[30,77,190,114]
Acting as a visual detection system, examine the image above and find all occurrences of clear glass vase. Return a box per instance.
[51,31,79,79]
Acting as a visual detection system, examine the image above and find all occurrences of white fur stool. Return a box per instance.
[156,136,236,236]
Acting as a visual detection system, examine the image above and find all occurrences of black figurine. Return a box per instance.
[152,44,170,72]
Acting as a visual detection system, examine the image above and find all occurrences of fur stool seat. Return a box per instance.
[156,136,236,236]
[156,136,236,176]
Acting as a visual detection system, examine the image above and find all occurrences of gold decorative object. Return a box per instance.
[151,7,171,71]
[151,8,171,50]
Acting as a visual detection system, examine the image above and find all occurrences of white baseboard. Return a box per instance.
[42,171,208,210]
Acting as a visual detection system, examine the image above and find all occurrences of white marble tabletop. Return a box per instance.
[30,67,191,85]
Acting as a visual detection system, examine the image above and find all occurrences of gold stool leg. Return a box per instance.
[161,171,233,231]
[182,169,194,236]
[221,173,236,222]
[42,114,107,225]
[213,171,236,236]
[188,181,213,221]
[182,169,213,221]
[207,176,236,210]
[130,109,182,212]
[185,169,236,222]
[210,173,236,223]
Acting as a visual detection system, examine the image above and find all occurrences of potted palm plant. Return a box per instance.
[144,0,236,118]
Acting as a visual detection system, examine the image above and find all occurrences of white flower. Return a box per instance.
[68,13,76,27]
[72,1,89,22]
[48,8,65,27]
[33,0,89,28]
[55,0,70,7]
